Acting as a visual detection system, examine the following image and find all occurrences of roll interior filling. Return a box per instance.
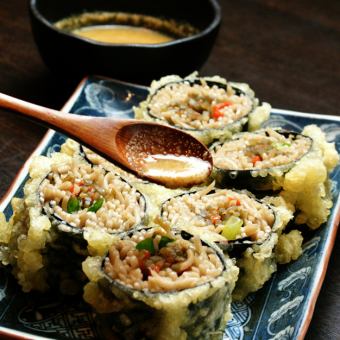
[212,129,312,170]
[103,227,223,292]
[147,81,252,130]
[40,160,145,232]
[162,190,275,243]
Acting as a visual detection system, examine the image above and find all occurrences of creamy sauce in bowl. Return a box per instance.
[54,12,199,47]
[73,25,173,45]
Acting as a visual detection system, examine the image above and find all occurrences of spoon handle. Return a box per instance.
[0,91,115,147]
[0,92,86,134]
[0,92,110,154]
[0,92,136,168]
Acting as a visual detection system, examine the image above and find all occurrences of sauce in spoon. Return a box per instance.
[139,154,212,188]
[122,125,213,188]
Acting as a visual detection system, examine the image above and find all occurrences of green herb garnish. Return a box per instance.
[136,238,155,255]
[67,196,81,213]
[88,198,104,213]
[272,141,292,150]
[158,236,174,249]
[221,215,243,240]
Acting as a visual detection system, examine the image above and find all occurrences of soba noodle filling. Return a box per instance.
[40,161,145,231]
[148,82,252,130]
[162,189,274,242]
[104,228,223,292]
[212,129,311,170]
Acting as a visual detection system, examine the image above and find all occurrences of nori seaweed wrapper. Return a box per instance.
[160,186,295,301]
[0,149,148,294]
[210,129,313,191]
[82,227,239,340]
[134,73,271,145]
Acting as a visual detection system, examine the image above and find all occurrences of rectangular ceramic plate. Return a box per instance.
[0,76,339,340]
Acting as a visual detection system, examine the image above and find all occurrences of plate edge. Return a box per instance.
[0,76,88,211]
[297,198,340,340]
[0,326,50,340]
[272,108,340,122]
[0,75,339,339]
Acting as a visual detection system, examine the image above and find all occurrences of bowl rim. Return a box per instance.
[29,0,221,48]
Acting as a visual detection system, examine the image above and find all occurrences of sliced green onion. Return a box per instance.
[158,236,174,249]
[67,196,81,213]
[221,215,243,240]
[272,141,291,150]
[88,198,104,213]
[136,238,155,255]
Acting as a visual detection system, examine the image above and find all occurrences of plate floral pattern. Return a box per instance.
[0,76,339,340]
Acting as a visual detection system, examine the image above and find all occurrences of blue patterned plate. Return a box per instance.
[1,76,339,340]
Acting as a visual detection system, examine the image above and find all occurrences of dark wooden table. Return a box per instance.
[0,1,339,339]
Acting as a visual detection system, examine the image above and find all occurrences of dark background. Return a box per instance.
[0,1,339,338]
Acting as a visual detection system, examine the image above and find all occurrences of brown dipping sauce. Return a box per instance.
[73,25,174,45]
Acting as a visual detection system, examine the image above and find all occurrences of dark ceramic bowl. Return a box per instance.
[29,0,221,82]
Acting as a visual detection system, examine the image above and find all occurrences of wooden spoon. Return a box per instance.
[0,93,212,187]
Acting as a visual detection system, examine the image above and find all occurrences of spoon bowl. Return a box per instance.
[0,92,212,187]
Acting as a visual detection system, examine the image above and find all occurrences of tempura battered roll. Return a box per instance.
[0,150,148,294]
[83,226,239,340]
[135,73,271,145]
[210,128,312,191]
[160,185,294,300]
[211,125,339,230]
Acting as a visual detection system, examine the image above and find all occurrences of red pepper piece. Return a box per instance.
[211,215,220,224]
[251,155,262,166]
[227,197,241,206]
[211,101,233,119]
